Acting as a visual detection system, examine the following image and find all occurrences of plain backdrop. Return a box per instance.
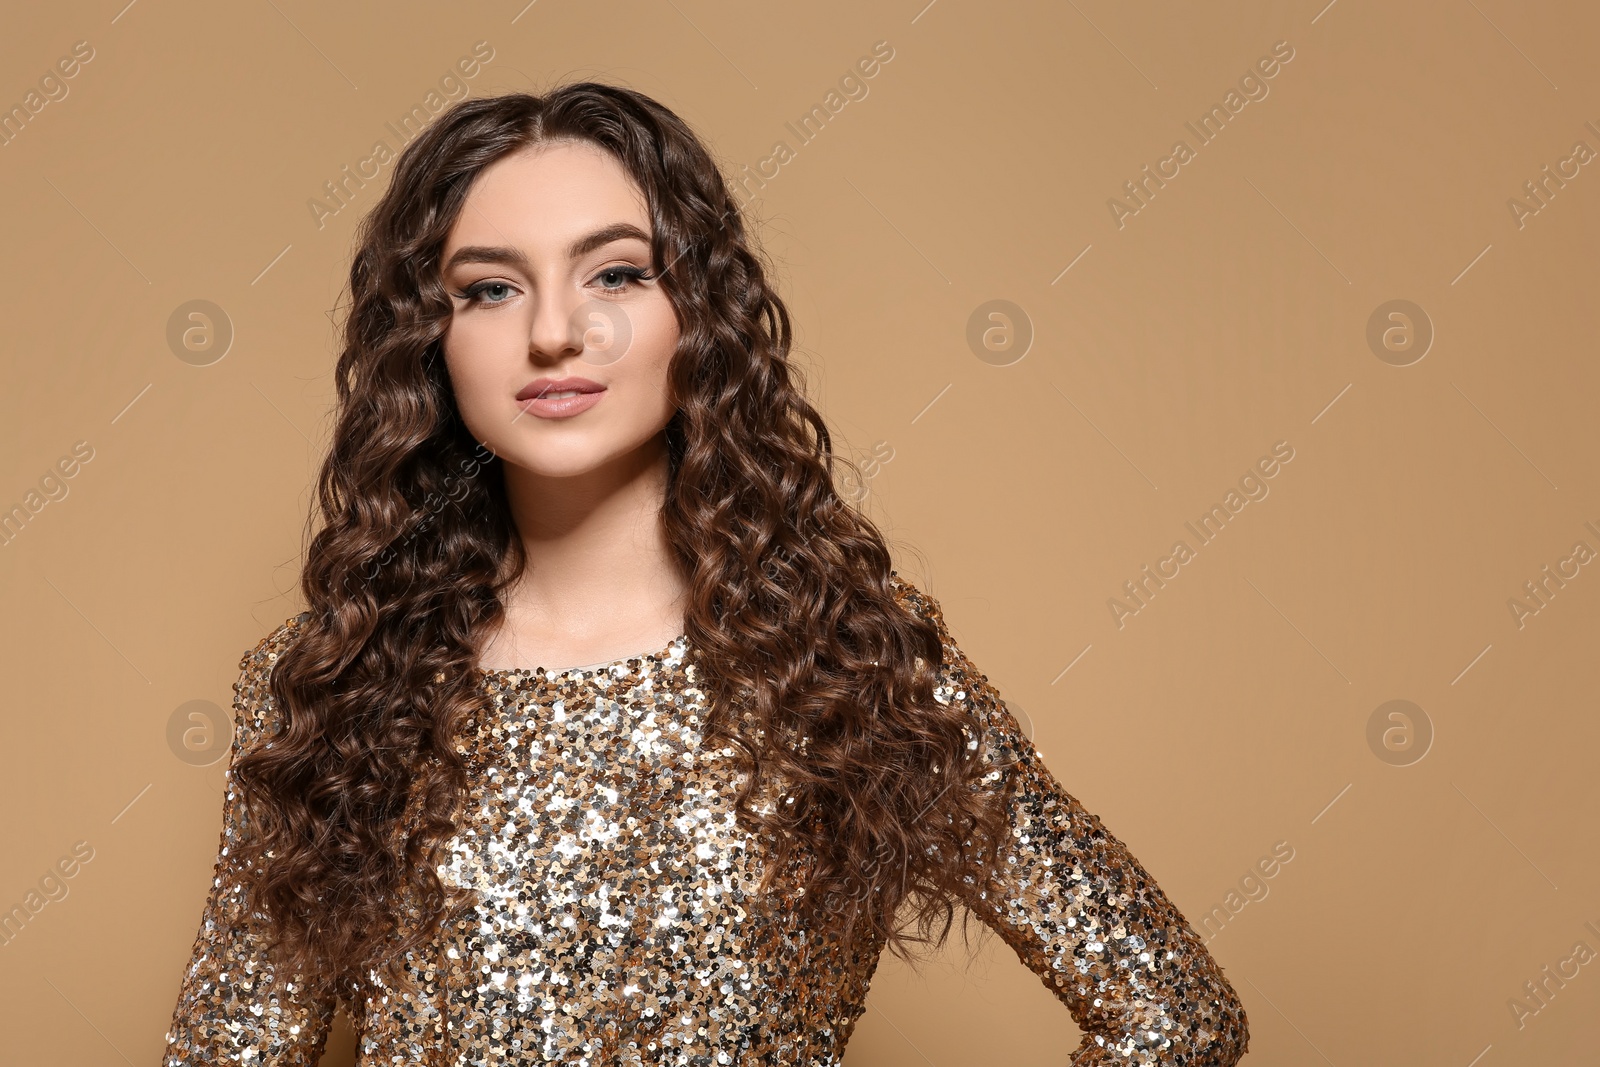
[1,1,1597,1064]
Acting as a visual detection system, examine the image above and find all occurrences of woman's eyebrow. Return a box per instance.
[442,223,652,274]
[567,222,651,259]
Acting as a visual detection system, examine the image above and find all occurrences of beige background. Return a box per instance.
[2,0,1597,1063]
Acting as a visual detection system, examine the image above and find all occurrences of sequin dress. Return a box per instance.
[163,573,1248,1065]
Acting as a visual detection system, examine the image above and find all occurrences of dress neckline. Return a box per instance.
[476,632,690,679]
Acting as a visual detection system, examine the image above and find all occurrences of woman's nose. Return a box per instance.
[527,290,585,362]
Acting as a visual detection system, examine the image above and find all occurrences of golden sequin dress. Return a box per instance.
[163,574,1248,1065]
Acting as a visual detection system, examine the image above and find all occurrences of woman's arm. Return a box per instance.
[891,575,1249,1065]
[163,616,338,1066]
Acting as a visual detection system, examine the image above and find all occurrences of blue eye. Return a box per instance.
[458,280,516,305]
[594,266,652,293]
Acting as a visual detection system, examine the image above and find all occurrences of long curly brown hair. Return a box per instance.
[232,81,1012,995]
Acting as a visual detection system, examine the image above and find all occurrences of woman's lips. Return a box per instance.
[517,389,606,419]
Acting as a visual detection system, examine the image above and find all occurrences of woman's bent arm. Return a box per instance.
[893,577,1249,1065]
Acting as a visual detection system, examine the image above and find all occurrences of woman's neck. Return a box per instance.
[485,436,689,670]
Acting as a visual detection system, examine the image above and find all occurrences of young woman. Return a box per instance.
[164,84,1248,1065]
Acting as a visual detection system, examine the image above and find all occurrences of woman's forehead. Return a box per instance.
[451,142,648,245]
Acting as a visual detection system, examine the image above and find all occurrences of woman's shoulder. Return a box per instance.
[235,610,311,671]
[888,570,977,672]
[886,569,946,626]
[886,570,998,688]
[231,610,312,748]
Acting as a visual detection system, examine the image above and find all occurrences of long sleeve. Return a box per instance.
[164,613,338,1066]
[890,574,1249,1066]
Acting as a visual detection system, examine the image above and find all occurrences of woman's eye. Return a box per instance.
[461,281,515,305]
[594,267,650,293]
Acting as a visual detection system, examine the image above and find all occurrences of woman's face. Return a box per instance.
[439,139,679,479]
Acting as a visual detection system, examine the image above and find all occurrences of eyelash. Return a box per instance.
[453,266,656,307]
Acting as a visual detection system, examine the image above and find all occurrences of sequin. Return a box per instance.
[163,573,1247,1064]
